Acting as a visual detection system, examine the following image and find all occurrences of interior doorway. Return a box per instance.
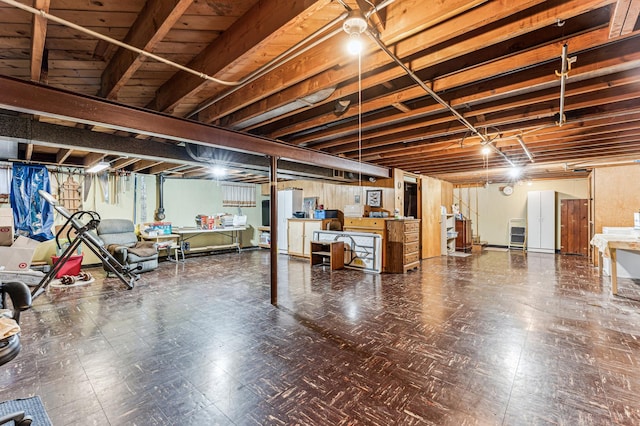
[404,182,418,218]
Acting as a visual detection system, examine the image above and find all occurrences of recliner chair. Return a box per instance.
[96,219,159,274]
[0,280,33,425]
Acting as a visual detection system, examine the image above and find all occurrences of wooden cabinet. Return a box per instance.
[288,218,341,258]
[343,217,389,270]
[455,219,472,252]
[560,199,588,256]
[386,219,421,273]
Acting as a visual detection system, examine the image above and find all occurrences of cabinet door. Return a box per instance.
[539,190,555,251]
[303,221,322,257]
[527,191,541,249]
[287,220,305,256]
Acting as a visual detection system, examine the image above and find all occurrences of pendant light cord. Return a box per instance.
[358,47,363,187]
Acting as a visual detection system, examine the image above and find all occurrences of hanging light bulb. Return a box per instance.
[343,11,367,56]
[347,33,364,55]
[481,146,491,155]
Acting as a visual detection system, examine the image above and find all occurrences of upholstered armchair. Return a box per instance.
[96,219,158,274]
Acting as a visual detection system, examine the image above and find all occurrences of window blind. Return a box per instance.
[222,183,256,207]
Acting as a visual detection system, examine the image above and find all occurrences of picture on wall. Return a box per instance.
[303,196,318,216]
[366,190,382,207]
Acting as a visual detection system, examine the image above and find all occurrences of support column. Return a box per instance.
[270,155,278,306]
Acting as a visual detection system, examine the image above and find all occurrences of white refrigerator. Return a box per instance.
[277,189,303,254]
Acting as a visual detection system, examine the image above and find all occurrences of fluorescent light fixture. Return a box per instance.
[86,162,110,173]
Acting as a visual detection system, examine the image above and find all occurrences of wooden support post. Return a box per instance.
[270,155,278,306]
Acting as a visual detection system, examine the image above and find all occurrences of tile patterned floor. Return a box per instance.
[1,250,640,425]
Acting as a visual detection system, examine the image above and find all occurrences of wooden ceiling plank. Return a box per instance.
[99,0,194,99]
[112,157,140,169]
[30,0,50,83]
[151,0,333,113]
[131,159,163,172]
[303,29,639,150]
[210,0,549,127]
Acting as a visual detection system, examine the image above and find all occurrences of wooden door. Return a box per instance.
[420,176,442,259]
[561,199,589,256]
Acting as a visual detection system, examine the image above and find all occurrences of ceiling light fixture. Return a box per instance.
[342,11,367,188]
[343,11,367,55]
[211,165,225,177]
[86,161,110,173]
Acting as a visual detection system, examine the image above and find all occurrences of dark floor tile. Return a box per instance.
[1,250,639,425]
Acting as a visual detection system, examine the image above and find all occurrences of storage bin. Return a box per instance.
[314,209,338,219]
[51,254,84,278]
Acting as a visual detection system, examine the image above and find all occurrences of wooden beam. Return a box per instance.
[151,0,332,113]
[30,0,50,83]
[83,152,105,167]
[112,157,140,170]
[99,0,194,99]
[609,0,640,37]
[131,159,163,172]
[25,143,33,161]
[55,148,72,164]
[200,0,492,124]
[0,76,389,177]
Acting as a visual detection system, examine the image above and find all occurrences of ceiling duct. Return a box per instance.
[232,87,336,130]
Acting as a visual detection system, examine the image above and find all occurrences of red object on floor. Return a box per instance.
[51,254,84,278]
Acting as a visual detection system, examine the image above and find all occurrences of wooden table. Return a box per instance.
[590,233,640,295]
[310,240,344,270]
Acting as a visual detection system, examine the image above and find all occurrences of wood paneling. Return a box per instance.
[593,165,640,233]
[561,199,589,256]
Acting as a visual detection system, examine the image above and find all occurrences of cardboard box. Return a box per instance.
[142,222,172,236]
[0,236,39,271]
[0,208,14,246]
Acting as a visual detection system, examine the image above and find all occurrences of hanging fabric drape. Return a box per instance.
[222,183,256,207]
[10,163,54,241]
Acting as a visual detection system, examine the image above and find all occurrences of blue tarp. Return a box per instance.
[10,163,54,241]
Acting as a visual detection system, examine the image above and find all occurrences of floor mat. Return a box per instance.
[448,252,472,257]
[485,247,509,252]
[0,395,52,425]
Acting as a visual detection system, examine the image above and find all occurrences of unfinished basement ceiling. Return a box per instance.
[1,0,639,184]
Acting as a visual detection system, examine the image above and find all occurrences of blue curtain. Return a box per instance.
[10,163,54,241]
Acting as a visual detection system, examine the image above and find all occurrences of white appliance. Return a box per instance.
[527,190,555,254]
[277,189,303,254]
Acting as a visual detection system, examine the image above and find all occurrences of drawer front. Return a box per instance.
[404,221,420,233]
[405,231,419,243]
[404,251,419,265]
[404,240,419,254]
[344,218,386,230]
